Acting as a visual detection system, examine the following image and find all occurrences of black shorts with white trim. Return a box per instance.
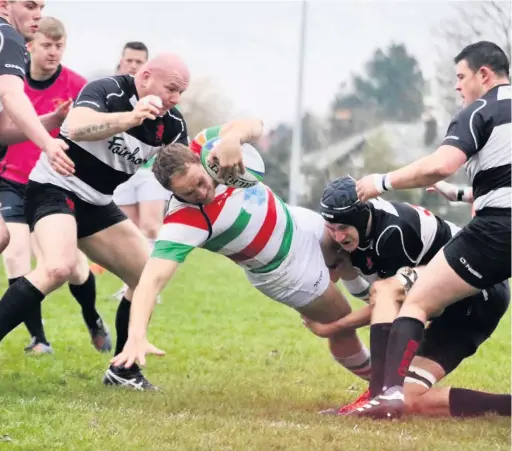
[416,280,510,375]
[443,208,511,289]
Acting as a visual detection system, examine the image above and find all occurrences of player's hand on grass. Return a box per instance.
[301,315,342,338]
[110,336,165,368]
[208,137,245,180]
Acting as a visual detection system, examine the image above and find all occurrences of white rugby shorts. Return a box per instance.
[113,169,171,205]
[245,206,329,309]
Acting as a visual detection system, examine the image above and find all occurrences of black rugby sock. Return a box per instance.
[382,317,424,391]
[113,297,139,373]
[69,271,100,330]
[369,323,392,397]
[9,277,48,345]
[0,277,45,342]
[449,388,511,417]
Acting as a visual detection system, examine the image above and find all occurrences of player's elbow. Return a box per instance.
[66,108,94,141]
[430,145,467,178]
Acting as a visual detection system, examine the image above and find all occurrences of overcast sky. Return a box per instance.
[44,1,504,127]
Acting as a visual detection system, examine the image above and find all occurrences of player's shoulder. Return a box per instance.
[85,74,128,92]
[370,199,418,237]
[452,87,507,124]
[164,194,200,219]
[0,18,24,46]
[454,99,488,125]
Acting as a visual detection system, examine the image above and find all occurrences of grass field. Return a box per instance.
[0,250,510,451]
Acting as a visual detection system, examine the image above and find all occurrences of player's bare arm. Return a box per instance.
[209,118,264,178]
[110,258,178,368]
[356,145,468,202]
[0,98,72,145]
[0,74,73,175]
[67,96,160,142]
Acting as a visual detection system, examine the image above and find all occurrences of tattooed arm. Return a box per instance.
[67,96,161,142]
[66,107,135,141]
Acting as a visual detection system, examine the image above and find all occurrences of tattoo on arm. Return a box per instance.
[72,123,112,140]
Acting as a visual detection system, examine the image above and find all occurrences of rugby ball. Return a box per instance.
[200,137,265,189]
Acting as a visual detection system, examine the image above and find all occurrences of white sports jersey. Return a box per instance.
[153,182,294,274]
[154,124,293,273]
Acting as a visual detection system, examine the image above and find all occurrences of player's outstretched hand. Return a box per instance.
[43,138,74,176]
[110,336,165,369]
[426,181,458,201]
[301,315,341,338]
[208,137,245,180]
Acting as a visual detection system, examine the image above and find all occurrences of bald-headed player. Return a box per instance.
[0,52,245,389]
[111,42,174,302]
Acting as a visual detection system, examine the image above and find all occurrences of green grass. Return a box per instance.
[0,250,510,450]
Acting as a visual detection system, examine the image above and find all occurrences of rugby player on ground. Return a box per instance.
[111,122,375,390]
[303,176,510,418]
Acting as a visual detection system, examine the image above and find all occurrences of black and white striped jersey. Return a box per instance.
[442,84,511,212]
[349,198,458,279]
[29,75,188,205]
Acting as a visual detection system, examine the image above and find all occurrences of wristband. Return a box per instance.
[373,174,393,194]
[456,187,472,203]
[383,173,393,191]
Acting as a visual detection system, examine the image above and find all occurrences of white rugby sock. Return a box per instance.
[334,346,372,381]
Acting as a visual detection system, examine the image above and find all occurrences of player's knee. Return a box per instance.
[369,279,401,306]
[44,259,77,286]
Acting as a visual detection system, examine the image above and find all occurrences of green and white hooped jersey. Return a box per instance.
[152,183,295,273]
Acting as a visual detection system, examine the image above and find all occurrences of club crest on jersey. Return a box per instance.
[243,185,266,205]
[155,123,164,144]
[366,256,373,270]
